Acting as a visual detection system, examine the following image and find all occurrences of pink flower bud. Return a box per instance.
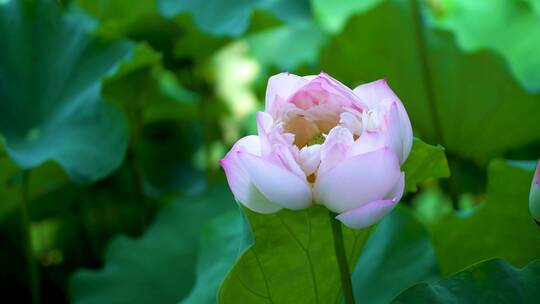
[221,72,413,229]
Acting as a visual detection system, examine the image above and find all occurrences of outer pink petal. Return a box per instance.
[385,172,405,201]
[220,136,282,214]
[352,79,398,109]
[385,102,412,164]
[265,73,310,114]
[354,80,413,163]
[256,111,274,156]
[335,199,398,229]
[348,130,386,157]
[238,152,312,210]
[291,73,365,110]
[389,101,413,163]
[335,171,404,229]
[315,148,401,213]
[257,111,296,155]
[317,72,367,108]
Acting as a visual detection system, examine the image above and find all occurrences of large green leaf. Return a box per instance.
[157,0,262,36]
[320,0,540,162]
[424,30,540,162]
[218,205,373,304]
[311,0,382,33]
[157,0,311,37]
[69,185,237,304]
[247,22,327,71]
[96,42,204,194]
[429,159,540,276]
[352,206,439,304]
[75,0,184,61]
[392,259,540,303]
[102,43,198,124]
[0,0,131,183]
[424,1,540,161]
[402,138,449,194]
[411,188,453,225]
[428,0,540,93]
[0,157,72,222]
[181,211,243,304]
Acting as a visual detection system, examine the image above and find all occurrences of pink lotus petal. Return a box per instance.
[299,144,322,176]
[335,199,398,229]
[354,80,412,163]
[318,126,354,174]
[385,102,408,164]
[353,79,398,109]
[315,148,401,213]
[348,130,386,157]
[387,101,413,163]
[238,152,312,210]
[291,73,365,111]
[220,136,282,213]
[385,172,405,202]
[265,73,310,115]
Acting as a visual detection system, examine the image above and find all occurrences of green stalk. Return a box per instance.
[20,170,40,304]
[329,210,355,304]
[409,0,444,143]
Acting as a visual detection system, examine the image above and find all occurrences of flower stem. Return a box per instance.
[329,210,355,304]
[20,170,40,304]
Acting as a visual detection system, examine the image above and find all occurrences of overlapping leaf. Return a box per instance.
[429,160,540,276]
[311,0,382,33]
[352,207,439,304]
[427,0,540,93]
[321,0,540,162]
[157,0,311,37]
[76,0,176,40]
[246,22,327,71]
[402,138,449,193]
[424,30,540,162]
[181,211,243,304]
[393,259,540,303]
[219,205,373,304]
[0,0,132,183]
[101,43,198,125]
[69,185,238,304]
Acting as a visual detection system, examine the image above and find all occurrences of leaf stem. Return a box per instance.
[409,0,444,143]
[127,147,147,229]
[329,211,355,304]
[128,106,147,230]
[20,170,40,304]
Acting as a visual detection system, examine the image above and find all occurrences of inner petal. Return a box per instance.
[284,115,320,147]
[281,86,372,149]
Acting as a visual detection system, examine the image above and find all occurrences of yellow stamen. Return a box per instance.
[307,132,325,146]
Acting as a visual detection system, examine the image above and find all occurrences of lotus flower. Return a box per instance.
[530,161,540,225]
[220,72,413,229]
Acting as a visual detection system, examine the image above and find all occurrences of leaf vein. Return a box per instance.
[234,269,271,301]
[277,212,319,303]
[252,248,274,304]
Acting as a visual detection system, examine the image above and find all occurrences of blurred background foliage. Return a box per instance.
[0,0,539,303]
